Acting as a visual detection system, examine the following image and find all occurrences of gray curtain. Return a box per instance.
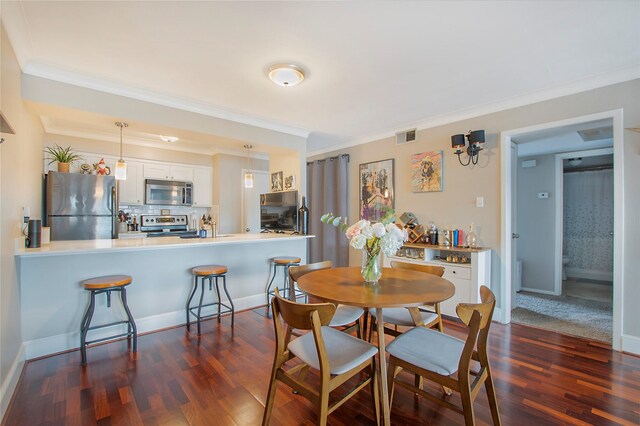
[307,155,349,266]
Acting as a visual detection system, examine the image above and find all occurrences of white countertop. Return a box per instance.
[15,233,313,258]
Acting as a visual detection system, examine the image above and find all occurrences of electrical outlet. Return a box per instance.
[476,196,484,208]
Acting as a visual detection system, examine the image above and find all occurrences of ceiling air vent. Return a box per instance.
[396,128,417,145]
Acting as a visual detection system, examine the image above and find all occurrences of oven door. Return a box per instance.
[145,180,191,206]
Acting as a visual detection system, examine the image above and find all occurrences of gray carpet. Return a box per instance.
[512,291,612,343]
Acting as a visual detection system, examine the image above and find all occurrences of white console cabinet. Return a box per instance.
[384,245,491,317]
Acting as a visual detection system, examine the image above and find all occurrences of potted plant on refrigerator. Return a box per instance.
[45,145,82,173]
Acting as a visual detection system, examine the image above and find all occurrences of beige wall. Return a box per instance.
[0,24,45,417]
[517,154,557,293]
[212,153,269,234]
[310,79,640,340]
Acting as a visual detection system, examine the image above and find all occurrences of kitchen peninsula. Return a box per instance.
[15,233,312,359]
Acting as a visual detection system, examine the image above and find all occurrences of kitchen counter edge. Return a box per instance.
[15,234,314,258]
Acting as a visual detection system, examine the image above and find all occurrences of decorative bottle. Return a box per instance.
[298,196,309,235]
[466,223,478,248]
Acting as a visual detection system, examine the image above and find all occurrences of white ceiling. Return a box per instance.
[2,1,639,155]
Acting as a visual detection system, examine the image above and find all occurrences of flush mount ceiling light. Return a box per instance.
[568,157,583,166]
[268,64,305,87]
[114,122,128,180]
[160,135,179,143]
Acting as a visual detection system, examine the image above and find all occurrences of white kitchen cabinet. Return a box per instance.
[118,161,144,205]
[384,245,491,317]
[143,163,193,181]
[192,167,212,207]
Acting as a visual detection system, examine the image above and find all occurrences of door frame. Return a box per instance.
[500,109,624,351]
[554,147,614,296]
[240,169,269,233]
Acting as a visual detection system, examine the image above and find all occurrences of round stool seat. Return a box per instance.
[82,275,132,290]
[273,256,301,265]
[192,265,228,276]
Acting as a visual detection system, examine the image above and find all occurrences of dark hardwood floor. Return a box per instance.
[3,307,639,425]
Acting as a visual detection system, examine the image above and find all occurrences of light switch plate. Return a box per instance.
[476,196,484,208]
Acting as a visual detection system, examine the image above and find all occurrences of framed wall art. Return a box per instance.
[359,158,394,221]
[271,171,283,192]
[284,174,296,190]
[411,151,443,192]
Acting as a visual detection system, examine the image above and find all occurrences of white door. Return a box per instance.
[511,143,519,306]
[242,171,269,233]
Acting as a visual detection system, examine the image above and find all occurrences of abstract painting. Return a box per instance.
[359,158,394,221]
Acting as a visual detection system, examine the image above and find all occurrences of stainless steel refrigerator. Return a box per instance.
[46,171,117,240]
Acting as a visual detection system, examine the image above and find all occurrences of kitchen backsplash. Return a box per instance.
[120,204,220,229]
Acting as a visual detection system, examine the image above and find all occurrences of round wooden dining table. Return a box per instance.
[297,266,455,426]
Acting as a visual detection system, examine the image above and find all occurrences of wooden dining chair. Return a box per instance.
[368,261,445,341]
[262,290,380,426]
[289,261,366,338]
[386,286,501,426]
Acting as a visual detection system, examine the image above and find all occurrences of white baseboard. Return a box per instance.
[1,344,25,421]
[520,287,558,296]
[621,334,640,355]
[565,267,613,282]
[23,293,266,360]
[493,307,505,324]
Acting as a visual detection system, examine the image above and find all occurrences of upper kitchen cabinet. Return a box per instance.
[192,167,212,207]
[143,163,193,181]
[118,161,144,205]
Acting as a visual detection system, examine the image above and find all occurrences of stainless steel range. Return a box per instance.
[140,214,198,238]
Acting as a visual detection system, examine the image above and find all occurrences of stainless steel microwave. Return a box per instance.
[144,179,192,206]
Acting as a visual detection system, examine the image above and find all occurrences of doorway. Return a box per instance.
[500,110,624,351]
[241,170,269,233]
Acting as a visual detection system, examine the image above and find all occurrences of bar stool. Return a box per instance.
[186,265,234,335]
[80,275,137,366]
[266,256,302,304]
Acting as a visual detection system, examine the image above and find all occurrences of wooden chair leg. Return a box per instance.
[387,359,400,410]
[261,363,280,425]
[460,385,476,426]
[318,382,329,426]
[368,317,376,343]
[414,374,423,395]
[435,303,444,333]
[484,367,502,425]
[356,318,362,339]
[370,361,380,426]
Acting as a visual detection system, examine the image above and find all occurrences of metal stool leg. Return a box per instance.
[80,290,96,366]
[266,262,277,301]
[213,276,222,323]
[221,274,235,327]
[120,287,137,353]
[196,277,205,335]
[186,275,198,330]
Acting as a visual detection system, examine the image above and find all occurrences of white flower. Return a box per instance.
[345,223,361,239]
[372,222,386,238]
[350,234,367,250]
[380,232,404,256]
[361,224,374,239]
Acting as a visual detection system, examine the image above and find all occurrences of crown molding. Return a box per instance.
[23,62,311,139]
[307,66,640,158]
[0,1,35,68]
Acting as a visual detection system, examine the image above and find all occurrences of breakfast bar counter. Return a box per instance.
[15,234,312,359]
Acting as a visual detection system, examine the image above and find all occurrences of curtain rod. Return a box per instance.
[307,154,350,165]
[564,165,613,173]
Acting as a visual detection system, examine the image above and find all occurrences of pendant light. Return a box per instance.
[114,122,128,180]
[244,144,254,188]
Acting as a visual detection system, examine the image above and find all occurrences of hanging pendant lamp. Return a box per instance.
[244,144,254,188]
[114,122,128,180]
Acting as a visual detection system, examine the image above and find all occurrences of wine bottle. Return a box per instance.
[298,196,309,235]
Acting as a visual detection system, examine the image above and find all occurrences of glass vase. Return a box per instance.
[361,249,382,284]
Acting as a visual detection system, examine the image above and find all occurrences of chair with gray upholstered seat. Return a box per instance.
[262,290,379,426]
[289,261,366,338]
[368,261,445,341]
[386,286,501,426]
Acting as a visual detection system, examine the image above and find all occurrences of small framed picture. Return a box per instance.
[359,158,394,221]
[271,171,283,192]
[411,151,443,192]
[284,174,296,190]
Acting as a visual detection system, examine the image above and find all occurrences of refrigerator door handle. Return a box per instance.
[182,187,186,204]
[111,185,117,239]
